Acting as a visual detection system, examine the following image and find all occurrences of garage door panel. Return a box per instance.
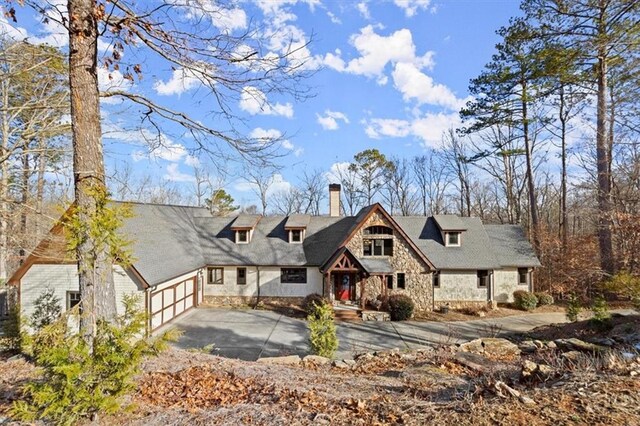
[150,278,196,331]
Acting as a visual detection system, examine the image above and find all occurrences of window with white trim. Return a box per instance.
[290,229,303,243]
[67,291,81,310]
[207,267,224,285]
[518,268,529,285]
[477,270,489,288]
[237,267,247,285]
[236,229,249,243]
[446,232,461,246]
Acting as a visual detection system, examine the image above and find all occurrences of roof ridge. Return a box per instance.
[113,200,208,209]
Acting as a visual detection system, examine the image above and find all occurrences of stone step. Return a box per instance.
[333,309,362,322]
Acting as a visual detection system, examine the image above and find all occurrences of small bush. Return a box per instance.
[11,295,178,425]
[604,271,640,311]
[591,296,611,324]
[513,290,538,311]
[535,292,554,306]
[302,294,329,318]
[0,305,21,352]
[388,294,414,321]
[566,293,582,322]
[30,287,62,331]
[307,302,338,358]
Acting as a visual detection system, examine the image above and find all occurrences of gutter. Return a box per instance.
[253,266,261,309]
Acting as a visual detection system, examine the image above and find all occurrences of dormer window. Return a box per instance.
[289,229,304,243]
[236,229,249,244]
[446,232,461,247]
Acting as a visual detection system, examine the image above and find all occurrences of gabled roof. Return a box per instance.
[284,214,310,229]
[230,214,261,229]
[10,201,541,287]
[433,215,468,231]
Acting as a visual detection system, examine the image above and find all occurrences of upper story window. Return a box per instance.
[363,238,393,256]
[364,225,393,235]
[289,229,304,243]
[445,232,461,247]
[236,229,249,244]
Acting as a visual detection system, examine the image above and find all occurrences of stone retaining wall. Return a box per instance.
[202,296,305,307]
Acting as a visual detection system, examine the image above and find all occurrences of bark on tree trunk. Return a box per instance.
[521,79,540,254]
[595,7,614,275]
[68,0,117,342]
[35,138,46,236]
[19,147,29,263]
[0,80,10,282]
[559,88,568,253]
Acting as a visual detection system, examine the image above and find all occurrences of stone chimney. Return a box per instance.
[329,184,341,217]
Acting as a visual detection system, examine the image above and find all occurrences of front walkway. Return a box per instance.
[170,308,628,361]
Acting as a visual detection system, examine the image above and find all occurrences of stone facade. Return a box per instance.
[202,295,305,307]
[344,211,433,313]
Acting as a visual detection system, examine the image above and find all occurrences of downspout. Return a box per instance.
[254,266,261,309]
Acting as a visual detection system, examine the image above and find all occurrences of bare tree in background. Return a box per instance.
[441,129,472,217]
[412,152,450,216]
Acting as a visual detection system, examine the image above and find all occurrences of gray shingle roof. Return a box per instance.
[432,215,468,231]
[118,202,540,285]
[359,258,394,274]
[485,225,542,268]
[230,214,261,229]
[284,214,311,229]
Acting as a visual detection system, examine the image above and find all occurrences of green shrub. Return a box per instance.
[0,305,21,352]
[566,293,582,322]
[604,271,640,311]
[11,295,178,425]
[535,292,554,306]
[388,294,414,321]
[591,296,611,324]
[302,293,330,318]
[513,290,538,311]
[307,302,338,358]
[30,287,62,331]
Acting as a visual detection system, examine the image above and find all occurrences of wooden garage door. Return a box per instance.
[150,277,196,330]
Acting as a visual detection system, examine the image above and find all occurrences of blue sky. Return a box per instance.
[1,0,525,208]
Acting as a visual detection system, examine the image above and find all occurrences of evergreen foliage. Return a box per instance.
[566,293,582,322]
[30,288,62,331]
[513,290,538,311]
[591,296,611,325]
[604,272,640,311]
[307,302,338,358]
[534,292,554,306]
[388,294,414,321]
[12,295,178,425]
[302,293,330,318]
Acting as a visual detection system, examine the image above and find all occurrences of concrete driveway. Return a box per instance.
[170,307,581,361]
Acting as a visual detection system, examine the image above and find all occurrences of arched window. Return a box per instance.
[363,225,393,235]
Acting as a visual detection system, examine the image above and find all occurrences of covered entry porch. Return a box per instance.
[320,247,395,310]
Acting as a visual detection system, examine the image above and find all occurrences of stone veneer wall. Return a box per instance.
[202,295,305,307]
[345,211,433,312]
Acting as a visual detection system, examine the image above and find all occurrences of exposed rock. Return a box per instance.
[257,355,301,365]
[538,364,555,377]
[460,338,521,358]
[416,347,435,354]
[555,338,606,353]
[546,341,558,350]
[401,364,470,394]
[6,354,24,362]
[332,360,350,369]
[313,413,332,425]
[354,352,374,361]
[610,322,640,345]
[454,352,493,373]
[519,340,538,354]
[361,311,390,322]
[521,360,555,379]
[477,311,486,318]
[495,381,536,405]
[303,355,331,365]
[522,360,539,377]
[344,359,356,366]
[401,353,417,361]
[588,337,616,347]
[533,340,545,349]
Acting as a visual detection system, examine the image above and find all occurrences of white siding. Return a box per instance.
[20,264,145,318]
[494,268,529,303]
[203,266,322,298]
[433,270,489,302]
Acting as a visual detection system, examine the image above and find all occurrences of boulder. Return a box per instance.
[344,359,356,366]
[518,341,538,354]
[610,322,640,345]
[257,355,301,365]
[461,338,521,358]
[588,337,615,347]
[521,360,555,379]
[354,352,374,361]
[533,340,545,349]
[546,341,557,350]
[554,338,606,353]
[454,351,493,373]
[332,360,350,369]
[303,355,331,365]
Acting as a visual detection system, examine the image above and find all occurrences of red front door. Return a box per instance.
[336,273,353,301]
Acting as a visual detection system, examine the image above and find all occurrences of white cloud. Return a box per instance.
[171,0,247,31]
[154,68,200,96]
[98,68,134,93]
[30,0,68,47]
[327,26,435,79]
[363,112,461,148]
[184,154,201,167]
[249,127,298,152]
[316,110,350,130]
[393,0,431,17]
[392,62,468,110]
[234,173,293,197]
[164,163,196,183]
[239,86,294,118]
[327,11,341,24]
[356,2,371,19]
[0,16,28,40]
[132,140,188,163]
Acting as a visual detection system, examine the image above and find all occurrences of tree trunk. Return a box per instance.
[68,0,117,342]
[19,147,29,263]
[35,138,46,236]
[521,79,540,254]
[0,79,10,282]
[559,88,568,253]
[595,3,614,275]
